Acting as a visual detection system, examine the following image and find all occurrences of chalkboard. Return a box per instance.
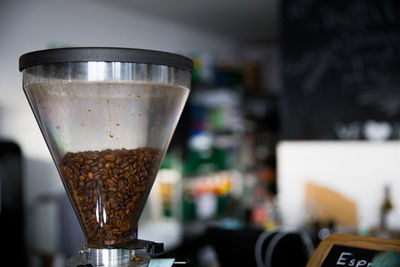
[306,234,400,267]
[281,0,400,140]
[321,245,381,267]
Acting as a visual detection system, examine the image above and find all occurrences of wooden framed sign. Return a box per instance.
[307,234,400,267]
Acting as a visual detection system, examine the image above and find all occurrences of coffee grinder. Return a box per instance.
[19,47,192,267]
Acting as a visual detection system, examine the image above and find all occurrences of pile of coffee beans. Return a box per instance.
[60,147,161,247]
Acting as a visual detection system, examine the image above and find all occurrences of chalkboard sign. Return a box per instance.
[307,234,400,267]
[321,245,381,267]
[281,0,400,140]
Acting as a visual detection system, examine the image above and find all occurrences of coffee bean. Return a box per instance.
[84,159,94,165]
[115,157,122,165]
[108,187,117,192]
[104,154,116,162]
[107,179,115,187]
[83,164,91,172]
[112,228,119,234]
[60,147,161,248]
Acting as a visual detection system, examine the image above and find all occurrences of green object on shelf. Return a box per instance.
[161,150,182,170]
[182,195,196,222]
[210,108,225,131]
[161,152,173,169]
[217,194,229,214]
[163,208,172,217]
[183,147,230,176]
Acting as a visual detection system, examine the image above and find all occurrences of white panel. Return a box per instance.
[277,141,400,232]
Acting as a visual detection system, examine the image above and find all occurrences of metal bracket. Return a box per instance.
[111,239,164,255]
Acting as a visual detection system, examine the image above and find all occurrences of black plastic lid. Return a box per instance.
[19,47,193,72]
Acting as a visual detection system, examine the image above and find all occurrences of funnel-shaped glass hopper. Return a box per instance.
[20,48,192,248]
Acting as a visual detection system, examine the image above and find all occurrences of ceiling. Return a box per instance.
[103,0,280,44]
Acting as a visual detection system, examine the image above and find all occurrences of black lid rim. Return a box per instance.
[19,47,193,72]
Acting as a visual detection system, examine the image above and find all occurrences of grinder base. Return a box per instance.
[67,239,164,267]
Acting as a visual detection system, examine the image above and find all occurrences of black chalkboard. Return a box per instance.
[321,245,381,267]
[281,0,400,140]
[307,234,400,267]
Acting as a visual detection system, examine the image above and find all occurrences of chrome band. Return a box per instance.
[77,247,150,267]
[86,248,131,266]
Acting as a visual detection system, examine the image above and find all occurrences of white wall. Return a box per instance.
[0,0,238,252]
[277,141,400,233]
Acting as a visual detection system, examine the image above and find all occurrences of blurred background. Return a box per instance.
[1,0,400,266]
